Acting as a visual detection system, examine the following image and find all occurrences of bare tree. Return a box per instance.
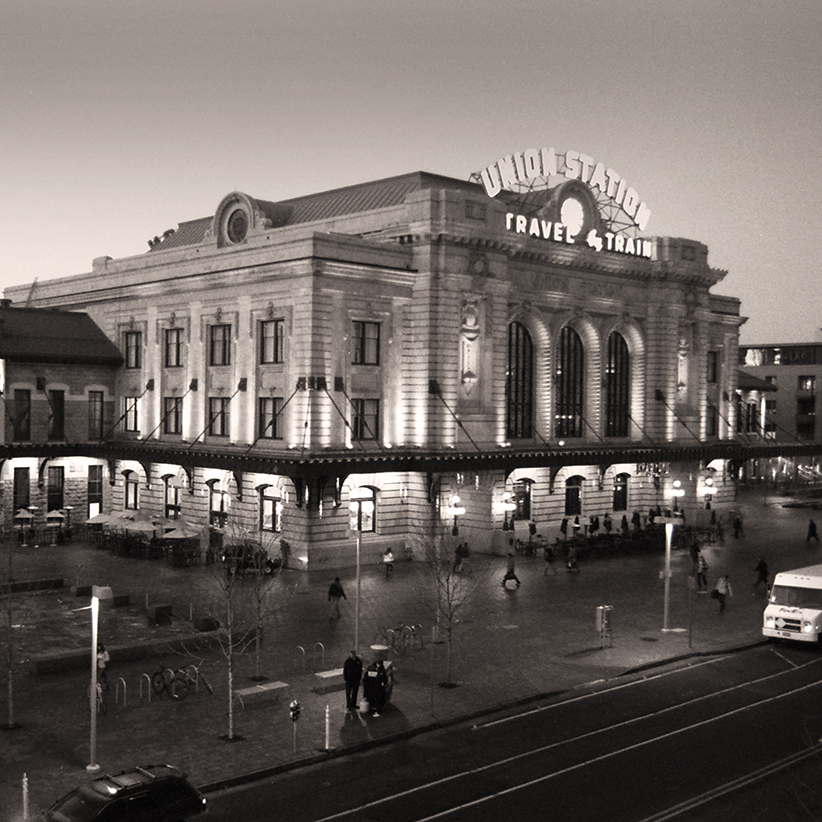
[411,526,481,687]
[197,525,294,740]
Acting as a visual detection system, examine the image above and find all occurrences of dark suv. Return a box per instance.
[44,764,206,822]
[221,540,281,575]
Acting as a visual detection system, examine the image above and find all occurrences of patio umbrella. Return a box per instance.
[15,509,34,519]
[122,520,158,534]
[163,523,203,538]
[85,512,113,524]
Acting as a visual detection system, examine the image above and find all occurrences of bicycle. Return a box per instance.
[186,660,214,695]
[152,665,191,699]
[373,624,424,656]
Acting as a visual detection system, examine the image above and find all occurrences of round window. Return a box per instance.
[226,209,248,244]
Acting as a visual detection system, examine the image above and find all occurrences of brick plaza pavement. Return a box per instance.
[2,487,819,821]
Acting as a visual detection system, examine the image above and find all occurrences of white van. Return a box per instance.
[763,564,822,642]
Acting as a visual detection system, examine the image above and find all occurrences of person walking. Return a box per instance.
[733,515,744,538]
[501,553,521,587]
[543,541,557,575]
[383,549,395,578]
[753,558,769,590]
[603,513,612,534]
[560,517,569,541]
[696,552,709,592]
[96,642,110,690]
[328,576,346,619]
[343,649,363,712]
[566,542,579,573]
[714,574,733,613]
[807,519,819,545]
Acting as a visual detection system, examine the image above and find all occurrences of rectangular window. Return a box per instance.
[48,390,65,440]
[88,465,103,519]
[124,474,139,509]
[260,491,282,532]
[208,397,230,437]
[164,479,181,520]
[209,485,228,528]
[12,389,31,441]
[163,396,183,435]
[260,319,285,364]
[124,331,142,369]
[257,397,283,439]
[798,375,815,392]
[352,321,380,365]
[706,351,719,383]
[88,391,104,440]
[706,404,719,437]
[124,397,140,432]
[797,397,816,415]
[209,324,231,366]
[14,467,30,512]
[164,328,184,368]
[352,398,379,440]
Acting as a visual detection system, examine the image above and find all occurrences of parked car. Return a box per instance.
[221,539,281,575]
[44,764,206,821]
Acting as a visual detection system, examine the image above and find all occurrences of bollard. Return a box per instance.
[324,704,332,751]
[23,772,29,821]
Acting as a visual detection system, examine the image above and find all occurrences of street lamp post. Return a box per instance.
[663,482,686,631]
[348,488,372,655]
[87,586,112,772]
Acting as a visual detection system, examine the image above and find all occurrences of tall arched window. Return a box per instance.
[605,332,630,437]
[565,475,584,516]
[555,326,583,438]
[506,322,534,439]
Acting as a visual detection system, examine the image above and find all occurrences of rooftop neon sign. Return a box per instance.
[479,147,651,231]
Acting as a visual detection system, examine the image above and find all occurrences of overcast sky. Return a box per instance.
[3,0,820,344]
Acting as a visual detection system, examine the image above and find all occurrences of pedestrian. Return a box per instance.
[603,513,612,534]
[96,642,110,690]
[566,543,579,573]
[343,649,363,712]
[383,548,395,578]
[733,515,744,538]
[328,576,346,618]
[696,552,708,591]
[621,515,629,535]
[648,507,656,526]
[501,553,521,587]
[543,541,557,575]
[713,574,733,612]
[560,517,569,541]
[808,519,819,545]
[363,659,388,716]
[753,558,769,590]
[631,511,642,532]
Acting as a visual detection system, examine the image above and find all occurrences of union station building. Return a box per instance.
[3,147,754,567]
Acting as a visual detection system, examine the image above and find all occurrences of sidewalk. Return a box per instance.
[2,488,817,820]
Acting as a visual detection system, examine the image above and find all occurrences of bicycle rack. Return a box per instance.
[186,664,203,693]
[313,642,325,670]
[295,645,306,669]
[115,677,127,707]
[139,673,152,702]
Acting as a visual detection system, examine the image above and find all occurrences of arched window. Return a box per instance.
[565,475,584,516]
[162,475,181,520]
[206,479,229,529]
[555,327,583,438]
[613,472,630,511]
[506,322,534,439]
[605,332,630,437]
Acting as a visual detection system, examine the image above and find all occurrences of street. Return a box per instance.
[205,643,822,821]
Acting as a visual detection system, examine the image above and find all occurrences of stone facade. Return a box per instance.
[3,170,743,567]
